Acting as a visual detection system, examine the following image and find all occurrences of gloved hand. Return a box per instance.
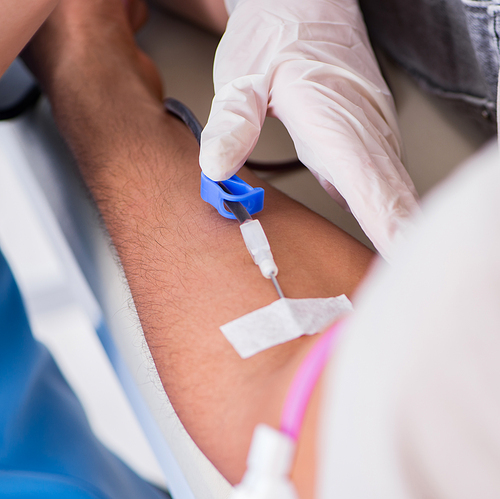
[199,0,419,260]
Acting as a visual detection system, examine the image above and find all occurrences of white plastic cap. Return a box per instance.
[246,424,295,476]
[229,424,298,499]
[240,220,278,279]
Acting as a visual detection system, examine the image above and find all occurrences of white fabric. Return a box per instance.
[318,142,500,498]
[200,0,420,260]
[220,295,352,358]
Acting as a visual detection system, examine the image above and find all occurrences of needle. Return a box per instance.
[270,273,285,299]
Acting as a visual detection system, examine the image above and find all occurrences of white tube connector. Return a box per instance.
[240,220,278,279]
[230,424,298,499]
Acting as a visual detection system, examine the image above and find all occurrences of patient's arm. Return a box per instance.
[26,0,373,493]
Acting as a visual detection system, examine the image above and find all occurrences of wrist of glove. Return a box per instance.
[201,0,419,260]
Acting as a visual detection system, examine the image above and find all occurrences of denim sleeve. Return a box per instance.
[358,0,500,123]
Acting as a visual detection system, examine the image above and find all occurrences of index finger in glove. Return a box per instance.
[200,75,268,181]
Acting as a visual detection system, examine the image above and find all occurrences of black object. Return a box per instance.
[0,58,41,120]
[165,97,253,223]
[164,97,303,176]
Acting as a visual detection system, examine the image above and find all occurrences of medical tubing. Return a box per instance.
[165,98,283,294]
[218,182,252,223]
[165,97,203,143]
[165,98,302,174]
[164,98,251,223]
[280,320,346,441]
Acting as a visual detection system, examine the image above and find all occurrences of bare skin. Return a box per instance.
[0,0,58,77]
[25,0,374,495]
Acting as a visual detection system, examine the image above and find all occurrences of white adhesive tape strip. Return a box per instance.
[220,295,353,359]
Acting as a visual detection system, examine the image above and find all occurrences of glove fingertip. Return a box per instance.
[200,130,252,180]
[199,157,236,181]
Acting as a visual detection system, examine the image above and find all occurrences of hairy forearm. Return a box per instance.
[29,6,373,482]
[44,64,370,484]
[40,64,301,477]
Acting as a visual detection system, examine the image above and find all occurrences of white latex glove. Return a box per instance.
[199,0,420,260]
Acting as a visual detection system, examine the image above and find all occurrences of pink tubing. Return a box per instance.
[280,319,346,441]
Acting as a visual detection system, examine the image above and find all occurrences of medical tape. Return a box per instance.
[220,295,352,358]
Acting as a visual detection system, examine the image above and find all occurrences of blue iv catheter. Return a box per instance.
[164,98,284,299]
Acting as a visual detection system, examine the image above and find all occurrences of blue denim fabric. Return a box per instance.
[0,249,167,499]
[358,0,500,122]
[463,1,500,102]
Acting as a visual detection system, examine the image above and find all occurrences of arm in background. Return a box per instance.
[25,0,374,496]
[0,0,59,78]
